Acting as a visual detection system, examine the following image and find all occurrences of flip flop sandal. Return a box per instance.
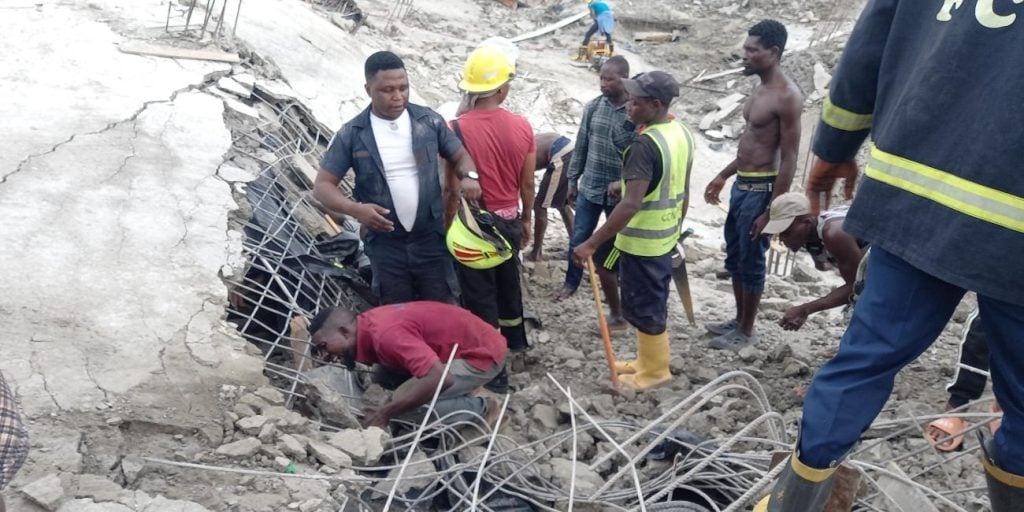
[925,417,967,452]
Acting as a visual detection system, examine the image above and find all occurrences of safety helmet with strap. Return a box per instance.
[458,46,515,94]
[446,198,513,269]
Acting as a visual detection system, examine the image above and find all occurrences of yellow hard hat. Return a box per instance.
[459,46,515,94]
[446,198,513,270]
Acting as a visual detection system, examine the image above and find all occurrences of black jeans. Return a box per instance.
[947,309,990,408]
[364,230,456,305]
[582,22,613,46]
[456,217,529,352]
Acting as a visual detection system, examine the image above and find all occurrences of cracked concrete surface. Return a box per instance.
[0,0,264,442]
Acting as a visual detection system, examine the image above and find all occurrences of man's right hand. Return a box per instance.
[566,184,578,206]
[460,177,482,201]
[807,157,858,214]
[704,175,727,205]
[354,203,394,232]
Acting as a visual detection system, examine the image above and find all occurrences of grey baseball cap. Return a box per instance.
[622,71,680,105]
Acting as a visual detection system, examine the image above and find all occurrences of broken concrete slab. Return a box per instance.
[57,499,134,512]
[874,462,939,512]
[118,41,240,64]
[307,440,353,469]
[372,450,435,495]
[300,366,362,429]
[217,76,252,98]
[223,98,261,119]
[120,456,146,485]
[550,458,605,495]
[326,427,387,465]
[277,434,308,459]
[235,415,270,435]
[254,386,286,406]
[22,473,66,511]
[215,437,262,458]
[72,474,125,503]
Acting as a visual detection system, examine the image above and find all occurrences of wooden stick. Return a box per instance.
[586,257,618,387]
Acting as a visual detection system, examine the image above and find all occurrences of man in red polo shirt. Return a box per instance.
[309,301,506,428]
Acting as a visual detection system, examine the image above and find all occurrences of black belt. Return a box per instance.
[736,181,773,192]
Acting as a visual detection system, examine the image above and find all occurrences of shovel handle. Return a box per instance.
[586,257,619,387]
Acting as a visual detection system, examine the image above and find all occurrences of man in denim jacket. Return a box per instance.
[314,51,481,305]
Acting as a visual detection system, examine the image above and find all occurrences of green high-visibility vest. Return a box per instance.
[615,121,694,257]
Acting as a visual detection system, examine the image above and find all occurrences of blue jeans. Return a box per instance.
[564,194,616,291]
[723,182,772,294]
[799,247,1024,474]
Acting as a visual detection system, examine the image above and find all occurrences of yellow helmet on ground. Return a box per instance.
[447,198,513,270]
[459,46,515,94]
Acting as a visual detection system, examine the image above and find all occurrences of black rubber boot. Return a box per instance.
[756,453,836,512]
[981,435,1024,512]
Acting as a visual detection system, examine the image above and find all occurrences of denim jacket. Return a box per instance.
[321,103,463,238]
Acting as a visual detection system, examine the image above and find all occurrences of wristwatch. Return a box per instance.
[462,171,479,180]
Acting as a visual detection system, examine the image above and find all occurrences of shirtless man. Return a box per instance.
[703,19,802,350]
[526,132,575,262]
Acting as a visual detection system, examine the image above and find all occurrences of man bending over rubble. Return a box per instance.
[309,301,505,429]
[314,51,481,305]
[759,192,867,331]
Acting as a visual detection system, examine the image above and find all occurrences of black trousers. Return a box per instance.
[582,22,613,45]
[947,308,990,408]
[456,217,529,352]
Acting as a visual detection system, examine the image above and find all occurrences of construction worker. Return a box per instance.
[756,2,1024,510]
[556,56,634,333]
[308,302,505,428]
[759,192,867,331]
[314,51,481,305]
[526,132,575,263]
[574,1,615,61]
[0,371,29,512]
[703,20,803,351]
[445,46,535,358]
[572,71,695,390]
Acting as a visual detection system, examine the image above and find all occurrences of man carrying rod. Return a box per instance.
[573,71,695,391]
[703,20,803,350]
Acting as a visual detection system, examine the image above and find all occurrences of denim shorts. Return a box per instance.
[723,181,772,294]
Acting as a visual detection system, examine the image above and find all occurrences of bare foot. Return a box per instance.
[552,285,576,302]
[525,249,542,262]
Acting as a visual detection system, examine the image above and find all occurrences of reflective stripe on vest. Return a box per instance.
[822,96,873,132]
[616,122,694,257]
[865,143,1024,233]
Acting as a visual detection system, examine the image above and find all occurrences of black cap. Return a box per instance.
[622,71,680,105]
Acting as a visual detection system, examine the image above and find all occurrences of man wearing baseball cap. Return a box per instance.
[572,71,696,390]
[761,192,867,331]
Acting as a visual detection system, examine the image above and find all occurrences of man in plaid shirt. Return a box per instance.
[555,57,636,327]
[0,370,28,511]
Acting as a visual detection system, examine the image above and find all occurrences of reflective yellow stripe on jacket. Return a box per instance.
[866,143,1024,233]
[822,96,873,132]
[615,122,694,257]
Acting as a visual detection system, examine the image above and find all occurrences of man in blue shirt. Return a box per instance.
[314,51,481,305]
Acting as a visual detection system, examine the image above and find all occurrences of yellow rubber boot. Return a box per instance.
[615,358,640,375]
[573,45,588,61]
[619,331,672,390]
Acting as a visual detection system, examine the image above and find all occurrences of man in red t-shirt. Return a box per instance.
[445,46,536,359]
[309,301,507,428]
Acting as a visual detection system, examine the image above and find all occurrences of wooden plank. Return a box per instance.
[633,31,678,43]
[510,11,588,43]
[693,67,744,83]
[118,41,240,64]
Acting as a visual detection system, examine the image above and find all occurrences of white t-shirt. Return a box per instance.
[369,110,419,232]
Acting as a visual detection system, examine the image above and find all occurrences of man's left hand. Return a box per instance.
[360,407,390,429]
[460,177,482,201]
[750,212,769,239]
[780,306,809,331]
[572,240,596,269]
